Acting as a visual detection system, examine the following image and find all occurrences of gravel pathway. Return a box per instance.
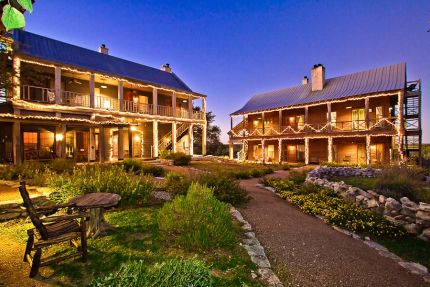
[239,171,429,287]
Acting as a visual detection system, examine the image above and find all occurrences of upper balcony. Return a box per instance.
[16,62,205,121]
[229,96,399,139]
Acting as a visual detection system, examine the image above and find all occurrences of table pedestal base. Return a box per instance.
[87,208,114,238]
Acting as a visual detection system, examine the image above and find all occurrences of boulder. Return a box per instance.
[385,198,402,212]
[378,195,386,204]
[416,211,430,227]
[366,199,379,209]
[419,228,430,241]
[418,202,430,212]
[403,223,422,234]
[357,189,373,199]
[400,197,418,208]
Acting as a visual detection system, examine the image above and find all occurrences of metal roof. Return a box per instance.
[12,30,193,93]
[232,63,406,115]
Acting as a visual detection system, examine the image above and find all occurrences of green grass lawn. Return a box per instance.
[377,236,430,268]
[0,208,264,287]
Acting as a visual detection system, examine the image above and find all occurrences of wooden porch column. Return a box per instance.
[152,88,158,115]
[202,97,207,120]
[12,121,22,164]
[12,58,20,99]
[89,73,95,108]
[54,67,62,104]
[117,127,124,160]
[328,136,333,163]
[229,143,234,159]
[128,127,133,158]
[243,115,246,137]
[89,128,96,161]
[99,127,106,162]
[188,95,193,119]
[262,112,265,135]
[171,122,177,153]
[172,92,176,117]
[153,120,159,158]
[366,135,371,165]
[327,102,332,131]
[55,124,66,158]
[202,123,207,156]
[278,138,282,163]
[304,106,309,124]
[279,110,283,132]
[304,137,309,165]
[188,124,194,156]
[261,139,265,163]
[397,91,405,161]
[118,80,124,112]
[365,97,370,129]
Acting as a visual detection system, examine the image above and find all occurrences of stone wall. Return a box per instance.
[306,166,430,241]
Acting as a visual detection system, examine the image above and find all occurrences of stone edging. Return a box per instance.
[258,184,430,284]
[307,167,430,241]
[229,205,284,287]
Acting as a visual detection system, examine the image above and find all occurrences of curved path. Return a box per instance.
[239,171,429,287]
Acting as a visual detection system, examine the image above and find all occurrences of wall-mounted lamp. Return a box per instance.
[56,133,63,141]
[182,99,188,103]
[134,135,141,142]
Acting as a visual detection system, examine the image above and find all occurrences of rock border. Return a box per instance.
[229,205,284,287]
[306,166,430,241]
[259,183,430,284]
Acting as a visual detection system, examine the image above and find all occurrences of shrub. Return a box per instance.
[122,159,165,177]
[0,161,46,181]
[197,172,249,205]
[158,183,235,250]
[49,158,75,174]
[91,258,213,287]
[282,164,290,171]
[165,152,191,166]
[288,170,307,185]
[48,165,154,205]
[374,166,425,202]
[163,172,192,196]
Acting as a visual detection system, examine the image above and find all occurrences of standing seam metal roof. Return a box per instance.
[232,63,406,115]
[12,30,193,93]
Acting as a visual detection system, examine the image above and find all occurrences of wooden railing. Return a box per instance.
[95,96,119,111]
[123,100,153,114]
[230,118,397,138]
[176,108,189,119]
[193,111,205,120]
[62,91,90,107]
[21,85,55,103]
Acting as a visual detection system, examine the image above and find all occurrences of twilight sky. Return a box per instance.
[25,0,430,143]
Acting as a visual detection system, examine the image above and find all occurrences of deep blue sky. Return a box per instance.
[25,0,430,143]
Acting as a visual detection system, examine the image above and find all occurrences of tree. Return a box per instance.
[1,0,33,34]
[193,107,228,156]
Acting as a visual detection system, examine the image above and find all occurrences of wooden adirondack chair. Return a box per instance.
[19,182,89,278]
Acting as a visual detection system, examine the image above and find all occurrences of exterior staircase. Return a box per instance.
[158,123,189,153]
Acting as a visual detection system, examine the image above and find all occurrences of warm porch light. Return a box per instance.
[130,126,137,131]
[134,135,141,142]
[182,99,188,103]
[56,133,63,141]
[346,106,352,109]
[101,85,107,89]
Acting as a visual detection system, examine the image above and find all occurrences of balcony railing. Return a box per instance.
[230,118,397,138]
[62,91,90,107]
[20,85,202,119]
[95,96,119,111]
[22,85,55,103]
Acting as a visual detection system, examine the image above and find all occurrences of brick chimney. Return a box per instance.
[98,44,109,55]
[161,63,172,73]
[302,76,309,85]
[311,64,325,91]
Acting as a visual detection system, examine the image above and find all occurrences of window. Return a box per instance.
[376,106,383,121]
[266,145,275,161]
[330,112,337,128]
[296,115,304,129]
[352,109,365,130]
[23,132,38,160]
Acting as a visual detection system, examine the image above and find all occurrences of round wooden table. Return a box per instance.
[69,193,121,238]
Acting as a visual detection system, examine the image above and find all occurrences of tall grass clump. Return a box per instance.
[374,165,427,202]
[121,158,165,177]
[48,165,154,205]
[91,258,213,287]
[158,183,235,250]
[164,152,191,166]
[0,161,48,186]
[48,158,75,174]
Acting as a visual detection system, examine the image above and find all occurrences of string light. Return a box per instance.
[0,113,128,126]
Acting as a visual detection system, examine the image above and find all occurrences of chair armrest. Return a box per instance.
[41,212,90,223]
[35,202,76,212]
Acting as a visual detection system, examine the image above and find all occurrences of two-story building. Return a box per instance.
[229,63,422,165]
[0,30,207,164]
